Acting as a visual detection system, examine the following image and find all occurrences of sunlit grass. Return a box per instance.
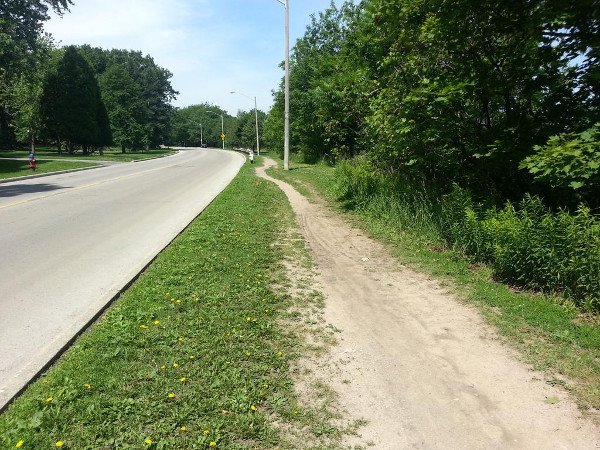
[0,162,327,449]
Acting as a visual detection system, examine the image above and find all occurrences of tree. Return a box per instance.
[40,46,111,153]
[99,65,147,152]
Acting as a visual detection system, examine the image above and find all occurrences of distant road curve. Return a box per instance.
[0,148,244,409]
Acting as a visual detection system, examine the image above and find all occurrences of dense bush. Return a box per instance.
[335,160,600,311]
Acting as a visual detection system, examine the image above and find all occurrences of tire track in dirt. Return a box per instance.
[257,159,600,449]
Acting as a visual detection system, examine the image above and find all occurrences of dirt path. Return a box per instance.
[257,159,600,449]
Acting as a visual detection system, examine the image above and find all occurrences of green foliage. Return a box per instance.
[334,159,600,311]
[40,46,111,152]
[99,65,147,151]
[520,124,600,200]
[270,0,600,206]
[168,104,229,148]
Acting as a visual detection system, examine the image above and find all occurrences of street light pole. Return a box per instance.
[276,0,290,170]
[230,91,260,155]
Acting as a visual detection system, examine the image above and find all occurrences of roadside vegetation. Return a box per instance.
[0,148,176,163]
[0,161,351,449]
[266,155,600,416]
[263,1,600,313]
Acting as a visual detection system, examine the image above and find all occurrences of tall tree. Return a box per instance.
[40,46,111,152]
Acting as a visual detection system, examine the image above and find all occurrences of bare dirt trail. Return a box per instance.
[257,159,600,449]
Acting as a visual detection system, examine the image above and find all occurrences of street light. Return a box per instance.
[230,91,260,155]
[207,110,225,149]
[275,0,290,170]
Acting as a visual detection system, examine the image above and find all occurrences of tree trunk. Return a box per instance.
[121,143,126,153]
[57,137,62,155]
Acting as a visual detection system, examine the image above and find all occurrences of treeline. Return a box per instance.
[265,0,599,308]
[1,1,176,154]
[266,0,599,208]
[170,104,266,150]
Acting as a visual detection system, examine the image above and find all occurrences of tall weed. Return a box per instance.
[335,158,600,311]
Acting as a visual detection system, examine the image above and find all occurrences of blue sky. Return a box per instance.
[44,0,342,116]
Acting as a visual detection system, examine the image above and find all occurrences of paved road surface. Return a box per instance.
[0,148,244,409]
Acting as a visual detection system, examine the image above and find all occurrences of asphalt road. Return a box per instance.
[0,148,245,409]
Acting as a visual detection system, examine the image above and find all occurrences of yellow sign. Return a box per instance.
[221,134,225,140]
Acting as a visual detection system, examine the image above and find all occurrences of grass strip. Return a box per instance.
[267,156,600,416]
[0,148,176,163]
[0,159,100,180]
[0,161,315,449]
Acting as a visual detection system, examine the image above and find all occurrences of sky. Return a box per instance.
[44,0,341,116]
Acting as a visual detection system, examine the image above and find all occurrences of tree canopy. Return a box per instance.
[267,0,600,207]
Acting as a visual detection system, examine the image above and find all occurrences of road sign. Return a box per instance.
[221,134,225,140]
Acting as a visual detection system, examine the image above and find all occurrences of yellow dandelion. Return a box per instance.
[246,316,251,321]
[145,438,153,444]
[246,352,251,356]
[46,397,53,402]
[178,337,183,342]
[153,320,160,325]
[180,377,186,382]
[140,325,148,329]
[170,298,175,302]
[168,393,175,398]
[209,442,217,447]
[176,299,181,304]
[180,426,186,431]
[166,292,170,295]
[263,384,269,388]
[161,365,166,369]
[173,363,178,367]
[277,351,283,356]
[42,379,48,383]
[203,429,210,435]
[188,276,192,280]
[250,405,257,411]
[84,384,91,390]
[15,441,24,448]
[55,442,64,447]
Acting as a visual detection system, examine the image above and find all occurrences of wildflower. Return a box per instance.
[178,337,183,342]
[56,442,64,447]
[166,292,170,296]
[170,298,175,302]
[189,355,195,359]
[180,426,186,431]
[277,351,283,357]
[84,384,91,390]
[246,352,251,356]
[173,363,178,367]
[140,325,148,329]
[209,442,217,447]
[250,405,257,411]
[15,441,24,448]
[161,365,166,370]
[176,299,181,304]
[188,276,192,280]
[203,430,210,435]
[246,316,251,321]
[263,384,269,388]
[153,320,160,325]
[180,377,186,382]
[145,438,153,444]
[42,379,48,383]
[46,397,53,402]
[168,393,175,398]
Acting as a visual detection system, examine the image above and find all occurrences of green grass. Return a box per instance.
[0,161,344,449]
[266,156,600,416]
[0,159,100,180]
[0,147,176,162]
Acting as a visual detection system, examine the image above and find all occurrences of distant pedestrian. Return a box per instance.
[249,149,254,164]
[28,152,36,172]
